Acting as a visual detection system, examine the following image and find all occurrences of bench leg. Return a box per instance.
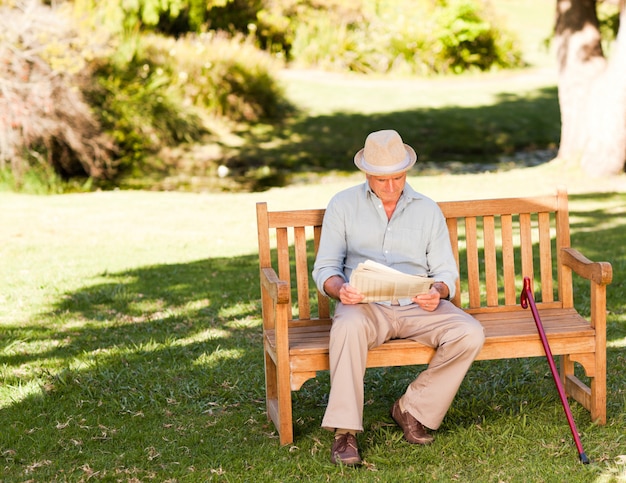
[561,353,607,425]
[589,346,607,424]
[589,368,607,425]
[264,345,294,444]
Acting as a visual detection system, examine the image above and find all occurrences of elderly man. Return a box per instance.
[312,129,485,465]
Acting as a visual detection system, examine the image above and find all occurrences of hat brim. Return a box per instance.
[354,145,417,175]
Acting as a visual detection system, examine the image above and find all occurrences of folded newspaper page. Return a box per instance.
[349,260,434,303]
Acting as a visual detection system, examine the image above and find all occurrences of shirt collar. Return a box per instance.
[363,180,424,202]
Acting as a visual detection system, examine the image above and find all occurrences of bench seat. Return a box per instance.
[265,307,595,389]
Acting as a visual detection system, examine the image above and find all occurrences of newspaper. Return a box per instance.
[349,260,434,303]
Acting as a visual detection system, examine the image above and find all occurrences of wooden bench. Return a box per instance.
[256,189,612,445]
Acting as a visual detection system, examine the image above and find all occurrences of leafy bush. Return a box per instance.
[1,1,288,192]
[84,35,206,178]
[0,1,116,187]
[74,0,524,75]
[432,0,523,73]
[73,0,224,34]
[141,32,288,121]
[84,31,287,178]
[288,0,524,75]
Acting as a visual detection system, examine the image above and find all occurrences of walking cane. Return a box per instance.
[520,276,590,464]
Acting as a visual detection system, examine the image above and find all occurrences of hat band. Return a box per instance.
[360,154,411,174]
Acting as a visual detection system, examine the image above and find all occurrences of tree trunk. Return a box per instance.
[555,0,626,176]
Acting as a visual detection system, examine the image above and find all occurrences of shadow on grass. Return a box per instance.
[1,255,259,366]
[223,86,560,189]
[0,255,265,417]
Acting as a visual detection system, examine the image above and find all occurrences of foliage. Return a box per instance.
[141,32,289,121]
[1,1,288,192]
[0,1,116,186]
[84,35,206,178]
[433,0,524,74]
[82,31,287,183]
[278,0,524,75]
[72,0,236,34]
[72,0,525,75]
[597,1,621,52]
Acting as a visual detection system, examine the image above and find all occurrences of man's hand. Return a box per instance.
[338,283,365,305]
[324,275,365,305]
[413,282,449,312]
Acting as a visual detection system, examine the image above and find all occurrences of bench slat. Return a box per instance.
[438,195,558,218]
[520,212,534,285]
[538,211,554,302]
[466,216,480,307]
[484,215,499,306]
[267,209,325,228]
[501,214,516,305]
[294,226,311,319]
[314,225,331,319]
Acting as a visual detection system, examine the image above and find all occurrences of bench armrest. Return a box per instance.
[561,247,613,285]
[259,267,291,344]
[260,267,291,304]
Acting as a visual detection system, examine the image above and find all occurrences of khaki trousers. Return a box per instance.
[321,300,485,432]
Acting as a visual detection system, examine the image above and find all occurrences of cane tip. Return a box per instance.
[580,452,590,464]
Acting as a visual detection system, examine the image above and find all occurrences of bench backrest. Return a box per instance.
[256,189,572,326]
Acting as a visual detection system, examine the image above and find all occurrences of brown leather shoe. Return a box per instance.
[390,399,434,445]
[330,433,362,466]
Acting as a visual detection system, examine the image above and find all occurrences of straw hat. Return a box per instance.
[354,130,417,175]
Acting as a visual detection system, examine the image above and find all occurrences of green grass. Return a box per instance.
[1,173,626,481]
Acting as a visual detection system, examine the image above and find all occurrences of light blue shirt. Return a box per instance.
[312,181,458,302]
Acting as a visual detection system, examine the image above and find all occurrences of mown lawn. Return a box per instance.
[1,168,626,481]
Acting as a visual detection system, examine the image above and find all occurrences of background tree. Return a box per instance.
[554,0,626,175]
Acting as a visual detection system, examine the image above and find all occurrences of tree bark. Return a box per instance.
[555,0,626,175]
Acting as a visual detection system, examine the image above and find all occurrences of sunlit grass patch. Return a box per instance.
[0,379,46,408]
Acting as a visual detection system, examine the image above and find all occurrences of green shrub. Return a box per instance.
[288,0,524,75]
[74,0,524,76]
[82,31,288,184]
[82,36,203,178]
[142,32,288,121]
[432,0,523,73]
[73,0,228,34]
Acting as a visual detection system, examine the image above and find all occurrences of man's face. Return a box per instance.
[366,172,407,204]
